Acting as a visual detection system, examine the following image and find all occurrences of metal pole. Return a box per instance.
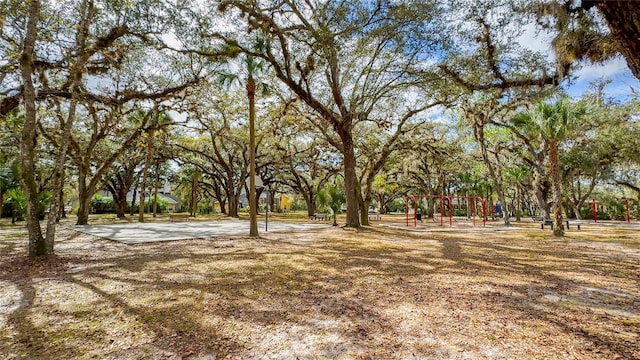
[448,196,453,227]
[414,195,417,228]
[482,198,487,227]
[265,189,268,231]
[626,199,631,223]
[472,196,476,227]
[406,196,409,227]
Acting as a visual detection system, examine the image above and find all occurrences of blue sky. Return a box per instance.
[518,24,639,102]
[565,57,639,101]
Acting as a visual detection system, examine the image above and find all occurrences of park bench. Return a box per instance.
[368,213,381,221]
[310,213,329,221]
[532,216,555,230]
[169,213,190,222]
[532,217,581,231]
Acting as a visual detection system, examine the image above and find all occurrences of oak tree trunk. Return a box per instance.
[593,2,640,80]
[20,0,45,257]
[305,193,316,217]
[337,121,360,228]
[45,0,92,252]
[473,121,511,226]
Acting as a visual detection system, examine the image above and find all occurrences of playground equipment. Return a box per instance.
[405,195,487,227]
[590,198,636,223]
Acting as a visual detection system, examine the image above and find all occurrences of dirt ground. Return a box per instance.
[1,218,639,359]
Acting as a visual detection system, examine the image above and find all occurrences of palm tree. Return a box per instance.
[512,97,588,236]
[138,110,173,222]
[220,45,269,237]
[317,183,346,227]
[6,188,27,224]
[246,56,260,237]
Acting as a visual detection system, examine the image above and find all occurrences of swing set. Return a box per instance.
[405,195,487,227]
[590,198,636,223]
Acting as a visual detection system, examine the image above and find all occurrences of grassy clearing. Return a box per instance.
[0,219,639,359]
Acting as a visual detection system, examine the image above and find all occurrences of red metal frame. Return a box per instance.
[591,198,631,223]
[405,195,486,227]
[626,199,631,223]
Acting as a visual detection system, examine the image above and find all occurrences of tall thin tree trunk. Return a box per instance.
[57,180,64,221]
[138,127,154,222]
[45,0,91,252]
[20,0,45,257]
[532,150,551,219]
[153,160,160,217]
[190,167,198,216]
[549,141,564,236]
[130,187,137,216]
[247,73,259,237]
[515,183,521,222]
[357,181,370,226]
[474,122,511,226]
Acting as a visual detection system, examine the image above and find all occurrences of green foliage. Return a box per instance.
[5,188,26,220]
[606,202,627,221]
[288,195,308,212]
[511,96,590,143]
[317,182,345,223]
[580,200,639,221]
[146,196,168,213]
[631,201,640,220]
[91,194,114,214]
[0,162,21,196]
[387,198,406,213]
[198,202,213,214]
[453,209,468,217]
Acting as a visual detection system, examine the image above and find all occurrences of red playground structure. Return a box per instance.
[405,195,487,227]
[590,198,632,223]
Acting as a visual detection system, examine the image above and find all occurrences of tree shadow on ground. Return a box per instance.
[0,225,638,358]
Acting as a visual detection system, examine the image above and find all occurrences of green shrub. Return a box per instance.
[631,201,639,220]
[5,188,26,221]
[606,202,626,221]
[387,198,406,213]
[91,194,114,214]
[581,207,610,220]
[146,196,168,213]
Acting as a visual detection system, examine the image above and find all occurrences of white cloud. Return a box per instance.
[575,57,631,80]
[517,23,555,59]
[566,58,639,99]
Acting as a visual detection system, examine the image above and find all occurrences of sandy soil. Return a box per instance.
[0,220,639,359]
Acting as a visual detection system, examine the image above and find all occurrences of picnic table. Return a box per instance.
[310,213,329,221]
[169,214,190,222]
